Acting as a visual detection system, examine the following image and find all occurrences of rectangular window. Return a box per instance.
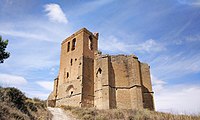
[89,35,93,50]
[71,38,76,51]
[67,42,70,52]
[70,59,73,66]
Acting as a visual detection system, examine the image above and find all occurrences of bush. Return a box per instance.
[113,110,124,119]
[0,87,51,120]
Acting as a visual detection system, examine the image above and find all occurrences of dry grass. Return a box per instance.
[61,105,200,120]
[0,87,52,120]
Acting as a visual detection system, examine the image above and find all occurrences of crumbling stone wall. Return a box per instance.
[47,28,154,110]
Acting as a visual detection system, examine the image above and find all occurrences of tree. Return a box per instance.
[0,36,10,63]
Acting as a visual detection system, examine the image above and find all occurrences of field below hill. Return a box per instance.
[61,105,200,120]
[0,87,52,120]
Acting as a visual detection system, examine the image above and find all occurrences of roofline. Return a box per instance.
[61,28,98,45]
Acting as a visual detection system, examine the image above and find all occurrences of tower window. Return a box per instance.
[71,38,76,51]
[66,85,74,96]
[70,59,73,66]
[89,35,93,50]
[67,72,69,78]
[67,42,70,52]
[96,68,102,77]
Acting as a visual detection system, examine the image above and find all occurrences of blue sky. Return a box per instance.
[0,0,200,114]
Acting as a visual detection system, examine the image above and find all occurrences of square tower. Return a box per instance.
[55,28,98,107]
[47,28,154,111]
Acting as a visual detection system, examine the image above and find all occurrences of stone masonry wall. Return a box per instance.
[47,28,154,110]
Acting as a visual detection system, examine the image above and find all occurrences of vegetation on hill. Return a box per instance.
[0,87,52,120]
[61,105,200,120]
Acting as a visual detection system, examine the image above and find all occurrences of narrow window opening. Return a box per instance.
[96,68,102,77]
[98,68,102,74]
[88,35,93,50]
[75,58,77,61]
[67,72,69,78]
[71,91,73,95]
[70,59,73,66]
[67,42,70,52]
[71,38,76,51]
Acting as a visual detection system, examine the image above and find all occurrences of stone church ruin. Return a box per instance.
[47,28,154,110]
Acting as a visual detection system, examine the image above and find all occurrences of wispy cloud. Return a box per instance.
[99,36,165,53]
[0,20,72,43]
[134,39,166,53]
[0,30,50,42]
[178,0,200,6]
[44,3,68,24]
[185,34,200,42]
[67,0,114,17]
[0,73,27,87]
[36,81,53,91]
[151,52,200,80]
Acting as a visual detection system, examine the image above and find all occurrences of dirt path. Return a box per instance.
[48,107,76,120]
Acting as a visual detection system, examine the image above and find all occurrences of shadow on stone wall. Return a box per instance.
[109,57,117,109]
[142,86,154,110]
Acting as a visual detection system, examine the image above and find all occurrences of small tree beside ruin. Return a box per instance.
[0,36,10,63]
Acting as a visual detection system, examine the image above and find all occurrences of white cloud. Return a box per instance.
[44,3,68,24]
[25,90,50,100]
[154,84,200,114]
[152,74,200,114]
[99,36,165,53]
[36,81,53,91]
[134,39,166,53]
[99,36,130,53]
[50,67,58,76]
[151,75,166,93]
[0,73,27,87]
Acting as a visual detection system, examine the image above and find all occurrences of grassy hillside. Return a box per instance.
[61,105,200,120]
[0,87,52,120]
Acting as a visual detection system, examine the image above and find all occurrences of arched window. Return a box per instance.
[71,38,76,51]
[96,68,102,77]
[66,85,74,96]
[88,35,93,50]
